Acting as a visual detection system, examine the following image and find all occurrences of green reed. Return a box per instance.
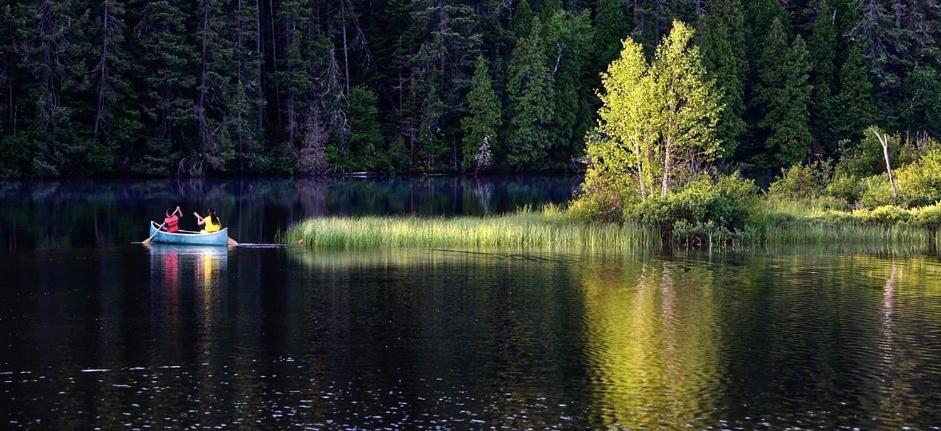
[285,207,659,253]
[285,202,940,253]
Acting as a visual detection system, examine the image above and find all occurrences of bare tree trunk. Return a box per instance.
[255,0,264,135]
[340,0,351,96]
[661,140,671,197]
[269,0,282,127]
[236,0,245,172]
[197,1,210,160]
[284,18,296,142]
[93,1,110,143]
[876,131,899,201]
[634,142,646,198]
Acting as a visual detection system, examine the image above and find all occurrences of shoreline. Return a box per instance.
[285,206,941,252]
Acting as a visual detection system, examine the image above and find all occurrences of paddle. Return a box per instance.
[136,221,164,245]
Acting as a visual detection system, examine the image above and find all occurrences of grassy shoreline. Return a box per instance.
[285,209,660,252]
[285,205,941,252]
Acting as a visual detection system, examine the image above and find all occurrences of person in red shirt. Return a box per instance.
[163,206,182,233]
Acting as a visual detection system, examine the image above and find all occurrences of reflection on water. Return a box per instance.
[0,176,578,250]
[2,248,941,428]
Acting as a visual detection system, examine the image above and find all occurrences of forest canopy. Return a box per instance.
[1,0,940,178]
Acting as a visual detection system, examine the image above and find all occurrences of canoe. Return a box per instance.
[149,221,229,246]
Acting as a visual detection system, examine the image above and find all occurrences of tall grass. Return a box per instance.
[285,201,940,253]
[752,198,939,248]
[285,207,659,253]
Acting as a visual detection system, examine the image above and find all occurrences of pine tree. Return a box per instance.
[900,66,941,137]
[833,42,876,142]
[592,0,628,75]
[418,80,447,170]
[755,19,813,167]
[192,0,237,174]
[461,56,501,172]
[135,1,197,175]
[808,0,838,152]
[346,85,384,171]
[506,18,554,169]
[541,0,563,20]
[406,0,483,170]
[231,0,264,172]
[297,103,328,176]
[631,0,698,50]
[513,0,535,36]
[699,7,745,156]
[275,0,312,147]
[17,0,92,176]
[91,0,141,173]
[543,9,593,163]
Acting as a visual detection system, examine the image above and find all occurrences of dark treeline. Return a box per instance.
[1,0,940,178]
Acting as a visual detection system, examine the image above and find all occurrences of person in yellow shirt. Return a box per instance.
[193,208,222,233]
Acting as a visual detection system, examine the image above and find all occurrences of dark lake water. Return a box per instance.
[2,177,941,429]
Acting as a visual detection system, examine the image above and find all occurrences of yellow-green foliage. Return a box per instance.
[853,205,911,225]
[911,202,941,229]
[624,173,759,246]
[586,20,722,207]
[570,133,639,221]
[860,149,941,207]
[768,162,831,200]
[286,207,658,252]
[825,174,865,203]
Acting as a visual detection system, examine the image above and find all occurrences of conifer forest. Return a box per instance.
[1,0,939,180]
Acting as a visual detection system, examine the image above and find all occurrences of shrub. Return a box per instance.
[859,148,941,208]
[569,171,636,221]
[835,126,899,178]
[624,173,758,245]
[898,149,941,207]
[912,202,941,230]
[854,205,911,225]
[859,175,895,208]
[570,134,639,221]
[825,174,865,204]
[768,162,831,200]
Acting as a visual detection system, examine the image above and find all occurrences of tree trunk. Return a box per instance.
[661,141,671,197]
[255,0,264,136]
[236,0,245,172]
[93,1,110,143]
[876,131,899,201]
[197,1,210,160]
[340,0,351,96]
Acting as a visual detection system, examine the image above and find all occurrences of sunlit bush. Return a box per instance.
[859,149,941,208]
[624,173,758,245]
[912,202,941,230]
[825,174,865,204]
[854,205,911,225]
[768,161,831,200]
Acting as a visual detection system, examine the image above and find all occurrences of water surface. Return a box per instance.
[1,178,940,428]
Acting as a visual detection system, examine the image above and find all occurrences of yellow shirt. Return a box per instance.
[204,216,221,233]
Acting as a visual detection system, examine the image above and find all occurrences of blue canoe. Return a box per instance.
[149,221,229,246]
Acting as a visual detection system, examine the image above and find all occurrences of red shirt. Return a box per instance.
[164,214,179,233]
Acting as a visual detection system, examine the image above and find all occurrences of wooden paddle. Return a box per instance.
[138,221,164,245]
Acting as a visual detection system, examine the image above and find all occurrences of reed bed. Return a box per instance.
[285,209,660,253]
[759,219,934,246]
[753,200,940,248]
[285,203,940,253]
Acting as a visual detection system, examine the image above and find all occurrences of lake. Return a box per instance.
[2,177,941,429]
